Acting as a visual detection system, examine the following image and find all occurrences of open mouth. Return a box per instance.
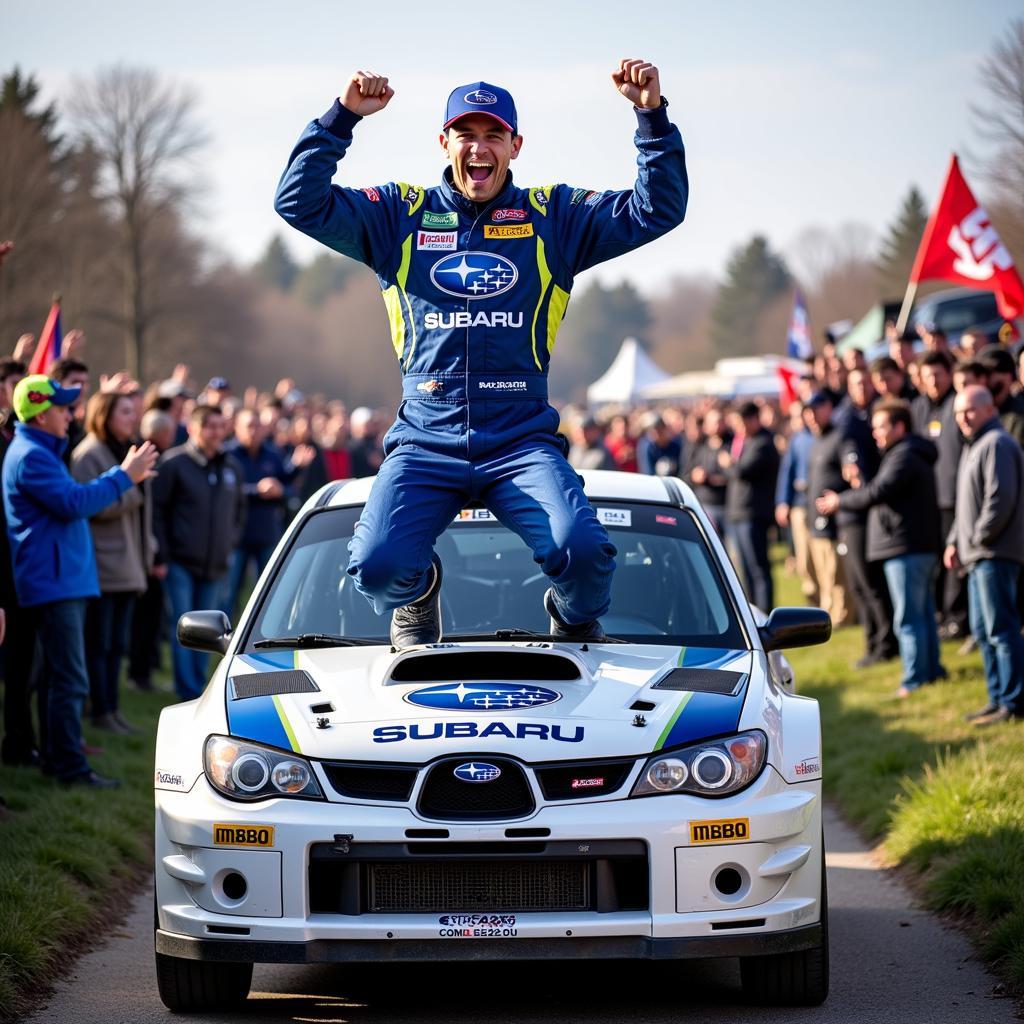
[467,161,494,185]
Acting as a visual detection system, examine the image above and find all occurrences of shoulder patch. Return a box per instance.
[396,182,426,216]
[528,185,556,217]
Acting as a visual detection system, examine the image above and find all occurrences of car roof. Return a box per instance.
[318,470,695,509]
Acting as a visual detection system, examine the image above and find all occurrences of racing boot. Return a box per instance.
[390,556,443,647]
[544,588,607,643]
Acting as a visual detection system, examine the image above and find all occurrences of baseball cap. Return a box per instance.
[207,376,231,391]
[443,82,518,135]
[13,374,81,423]
[807,391,834,408]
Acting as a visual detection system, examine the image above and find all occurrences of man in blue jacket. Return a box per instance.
[275,59,688,645]
[3,375,157,786]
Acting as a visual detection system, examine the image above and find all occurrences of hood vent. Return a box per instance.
[231,670,319,700]
[652,668,745,695]
[390,651,581,683]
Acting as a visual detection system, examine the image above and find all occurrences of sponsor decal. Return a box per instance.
[492,208,528,222]
[570,188,587,205]
[484,224,534,239]
[532,188,548,208]
[584,190,600,205]
[422,210,458,228]
[478,379,527,391]
[457,508,495,521]
[402,185,420,206]
[439,913,518,938]
[430,252,518,300]
[596,508,632,527]
[794,758,821,777]
[405,681,561,711]
[689,817,750,844]
[416,379,445,395]
[213,823,275,847]
[465,89,497,105]
[361,187,380,202]
[417,230,458,251]
[655,514,678,526]
[571,777,605,789]
[373,721,585,743]
[154,769,186,789]
[928,418,942,438]
[424,310,524,329]
[453,761,502,783]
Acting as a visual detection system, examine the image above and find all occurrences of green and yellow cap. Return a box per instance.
[13,374,82,423]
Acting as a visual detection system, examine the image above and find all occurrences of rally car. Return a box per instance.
[153,470,831,1011]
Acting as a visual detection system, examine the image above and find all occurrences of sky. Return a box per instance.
[2,0,1020,296]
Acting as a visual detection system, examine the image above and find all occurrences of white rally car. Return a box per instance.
[154,471,831,1011]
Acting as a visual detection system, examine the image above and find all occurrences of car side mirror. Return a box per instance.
[177,610,233,655]
[758,607,831,652]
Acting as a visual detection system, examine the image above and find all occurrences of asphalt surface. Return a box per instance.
[26,805,1017,1024]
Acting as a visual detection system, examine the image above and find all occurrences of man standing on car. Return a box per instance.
[275,61,687,645]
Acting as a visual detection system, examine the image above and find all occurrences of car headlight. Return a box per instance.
[631,730,767,798]
[204,735,323,801]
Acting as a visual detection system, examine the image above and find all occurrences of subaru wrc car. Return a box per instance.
[153,470,831,1012]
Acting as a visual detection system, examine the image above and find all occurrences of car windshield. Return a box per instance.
[244,502,747,649]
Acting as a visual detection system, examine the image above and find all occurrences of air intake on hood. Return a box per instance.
[652,668,745,695]
[389,651,580,683]
[231,670,319,700]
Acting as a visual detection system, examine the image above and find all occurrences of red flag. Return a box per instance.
[28,300,62,376]
[909,155,1024,321]
[776,363,798,412]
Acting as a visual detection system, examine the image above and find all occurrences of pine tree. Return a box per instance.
[0,67,61,148]
[710,236,791,358]
[876,187,928,299]
[253,234,299,291]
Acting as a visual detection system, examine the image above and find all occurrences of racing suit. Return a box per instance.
[274,98,688,622]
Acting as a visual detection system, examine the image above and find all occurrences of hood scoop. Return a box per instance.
[388,651,581,683]
[651,667,745,695]
[230,670,319,700]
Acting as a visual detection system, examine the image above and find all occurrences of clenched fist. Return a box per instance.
[611,58,662,110]
[340,70,395,117]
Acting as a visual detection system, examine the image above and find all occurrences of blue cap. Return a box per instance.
[443,82,518,135]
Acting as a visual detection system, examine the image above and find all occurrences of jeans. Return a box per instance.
[129,574,165,684]
[727,518,774,611]
[1,602,43,763]
[967,558,1024,714]
[85,592,135,717]
[165,562,221,701]
[349,441,616,625]
[222,543,277,620]
[883,553,942,690]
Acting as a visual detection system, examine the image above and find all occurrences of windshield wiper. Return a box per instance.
[253,633,380,649]
[446,629,627,644]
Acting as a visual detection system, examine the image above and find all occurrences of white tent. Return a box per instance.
[586,338,671,407]
[641,354,805,402]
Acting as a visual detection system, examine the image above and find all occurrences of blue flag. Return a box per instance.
[786,289,813,359]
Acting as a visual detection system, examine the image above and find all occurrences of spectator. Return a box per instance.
[71,391,155,734]
[870,356,916,403]
[687,407,730,536]
[723,401,780,610]
[50,357,90,461]
[152,405,245,701]
[605,413,638,473]
[804,392,852,626]
[817,399,944,697]
[3,375,156,784]
[568,416,616,471]
[637,413,683,476]
[290,414,329,506]
[321,412,353,480]
[348,406,384,477]
[946,385,1024,726]
[154,379,192,446]
[958,327,988,360]
[888,330,918,371]
[773,402,818,604]
[977,347,1024,448]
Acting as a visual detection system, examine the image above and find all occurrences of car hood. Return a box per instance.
[223,643,753,763]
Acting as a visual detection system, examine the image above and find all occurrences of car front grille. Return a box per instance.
[534,759,635,800]
[322,763,417,801]
[417,757,534,820]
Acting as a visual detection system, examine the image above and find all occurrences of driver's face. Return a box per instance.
[441,115,522,203]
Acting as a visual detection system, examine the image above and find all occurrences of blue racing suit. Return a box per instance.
[274,98,688,622]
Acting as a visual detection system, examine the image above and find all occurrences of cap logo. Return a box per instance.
[26,391,48,405]
[465,89,497,105]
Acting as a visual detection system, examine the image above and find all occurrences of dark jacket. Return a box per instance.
[911,387,962,510]
[837,434,941,562]
[685,437,729,509]
[997,392,1024,449]
[2,423,132,607]
[225,439,295,549]
[725,428,780,523]
[152,442,246,581]
[806,424,849,539]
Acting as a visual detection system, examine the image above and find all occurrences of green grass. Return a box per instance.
[777,559,1024,990]
[0,681,175,1022]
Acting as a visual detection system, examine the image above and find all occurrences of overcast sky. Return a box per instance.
[2,0,1019,295]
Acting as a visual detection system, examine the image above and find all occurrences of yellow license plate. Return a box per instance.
[213,824,275,847]
[689,817,750,844]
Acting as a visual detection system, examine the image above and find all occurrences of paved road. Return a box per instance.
[26,806,1016,1024]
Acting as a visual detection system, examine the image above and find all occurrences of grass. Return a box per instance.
[777,559,1024,991]
[0,681,176,1022]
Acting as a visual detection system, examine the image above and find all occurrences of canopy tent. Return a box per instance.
[586,338,671,407]
[641,355,804,402]
[836,301,903,355]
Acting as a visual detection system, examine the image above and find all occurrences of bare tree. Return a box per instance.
[67,66,207,376]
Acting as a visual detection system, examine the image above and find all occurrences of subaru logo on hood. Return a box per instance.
[454,762,502,783]
[405,681,562,711]
[430,252,518,300]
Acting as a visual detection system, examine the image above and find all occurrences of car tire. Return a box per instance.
[154,950,253,1012]
[739,848,829,1006]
